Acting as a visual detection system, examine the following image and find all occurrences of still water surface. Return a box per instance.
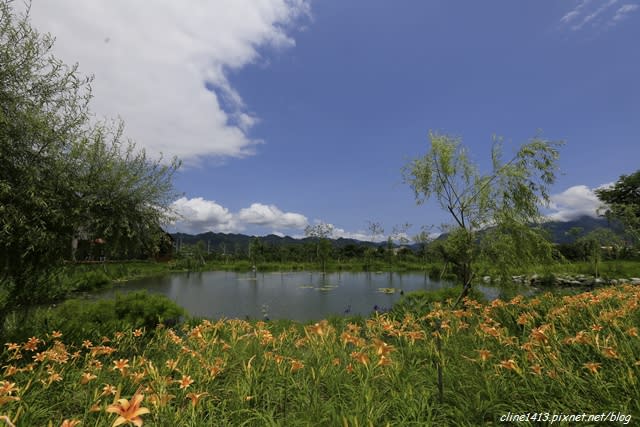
[95,271,515,321]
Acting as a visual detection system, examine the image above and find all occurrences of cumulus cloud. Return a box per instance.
[171,197,237,233]
[546,184,611,221]
[238,203,308,229]
[24,1,310,162]
[171,198,307,233]
[559,0,637,31]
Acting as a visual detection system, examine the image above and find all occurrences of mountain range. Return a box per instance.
[171,216,624,250]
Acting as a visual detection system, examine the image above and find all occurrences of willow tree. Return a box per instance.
[403,132,563,305]
[0,2,179,317]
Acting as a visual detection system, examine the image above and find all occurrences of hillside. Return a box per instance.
[171,216,625,250]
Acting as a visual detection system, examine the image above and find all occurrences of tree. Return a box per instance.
[403,131,562,305]
[0,2,179,314]
[576,228,622,278]
[304,223,334,273]
[1,1,91,308]
[595,170,640,244]
[364,220,384,270]
[412,226,434,264]
[69,121,180,260]
[249,237,264,269]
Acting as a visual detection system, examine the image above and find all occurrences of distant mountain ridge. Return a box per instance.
[541,215,625,244]
[170,231,380,251]
[171,216,624,250]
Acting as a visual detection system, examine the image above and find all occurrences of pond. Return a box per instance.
[94,271,522,321]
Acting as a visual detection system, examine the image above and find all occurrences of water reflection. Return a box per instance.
[93,271,529,321]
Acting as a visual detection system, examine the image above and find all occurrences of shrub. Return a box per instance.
[5,291,185,343]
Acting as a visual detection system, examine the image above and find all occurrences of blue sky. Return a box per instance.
[27,1,640,240]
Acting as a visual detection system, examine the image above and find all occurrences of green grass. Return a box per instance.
[2,284,640,425]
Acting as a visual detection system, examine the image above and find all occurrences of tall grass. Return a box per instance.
[1,284,639,425]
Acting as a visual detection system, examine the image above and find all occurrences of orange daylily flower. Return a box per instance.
[530,364,543,375]
[307,320,330,338]
[33,352,47,363]
[113,359,130,374]
[47,372,63,383]
[165,359,179,371]
[130,371,145,384]
[101,384,117,397]
[91,346,116,357]
[290,359,304,373]
[498,359,518,371]
[627,327,638,337]
[51,331,63,339]
[403,330,425,344]
[530,326,550,344]
[340,332,364,347]
[377,355,392,367]
[106,393,150,427]
[0,381,18,396]
[350,351,370,366]
[186,392,209,407]
[148,393,175,408]
[4,343,19,352]
[177,375,194,389]
[583,362,602,374]
[3,366,18,377]
[80,372,97,385]
[602,347,619,359]
[23,336,40,352]
[372,339,394,356]
[133,329,144,337]
[60,420,81,427]
[476,349,492,362]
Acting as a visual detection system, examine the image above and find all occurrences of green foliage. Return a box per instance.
[391,286,485,318]
[0,1,91,306]
[595,170,640,244]
[0,1,180,321]
[5,291,185,343]
[71,270,111,292]
[304,223,335,272]
[69,122,181,260]
[3,285,639,424]
[403,131,563,301]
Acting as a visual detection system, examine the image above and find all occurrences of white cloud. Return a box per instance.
[546,184,610,221]
[238,203,308,229]
[561,0,592,23]
[171,198,307,233]
[612,4,639,21]
[574,0,619,30]
[559,0,637,31]
[171,197,237,233]
[24,1,310,162]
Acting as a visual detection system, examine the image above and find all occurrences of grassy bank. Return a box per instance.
[1,284,639,425]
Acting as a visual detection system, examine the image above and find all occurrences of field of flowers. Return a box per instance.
[1,284,640,426]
